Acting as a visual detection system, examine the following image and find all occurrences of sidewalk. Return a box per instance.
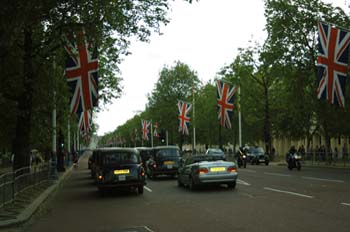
[0,165,73,228]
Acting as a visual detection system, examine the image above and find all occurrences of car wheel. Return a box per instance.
[177,177,184,187]
[228,182,236,190]
[138,186,144,194]
[265,161,269,166]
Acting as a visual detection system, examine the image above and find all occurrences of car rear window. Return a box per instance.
[156,149,180,158]
[103,152,140,164]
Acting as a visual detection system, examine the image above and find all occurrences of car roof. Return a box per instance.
[135,147,153,151]
[97,147,139,153]
[153,145,180,150]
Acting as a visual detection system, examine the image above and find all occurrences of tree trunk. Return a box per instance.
[12,26,34,171]
[264,84,272,155]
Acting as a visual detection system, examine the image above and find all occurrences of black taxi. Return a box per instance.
[94,147,145,194]
[146,145,181,179]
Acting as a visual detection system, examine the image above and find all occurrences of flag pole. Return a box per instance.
[193,85,196,154]
[150,120,153,148]
[67,120,71,166]
[238,76,242,147]
[50,59,58,180]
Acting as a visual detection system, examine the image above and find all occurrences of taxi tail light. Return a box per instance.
[198,168,209,175]
[227,167,237,173]
[140,168,145,176]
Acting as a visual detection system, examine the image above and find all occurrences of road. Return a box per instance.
[7,152,350,232]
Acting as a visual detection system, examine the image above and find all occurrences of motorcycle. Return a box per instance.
[237,151,247,168]
[287,152,301,170]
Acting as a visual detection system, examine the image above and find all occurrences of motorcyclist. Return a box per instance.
[236,146,247,168]
[286,145,296,163]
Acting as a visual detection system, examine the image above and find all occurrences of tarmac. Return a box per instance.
[0,156,348,229]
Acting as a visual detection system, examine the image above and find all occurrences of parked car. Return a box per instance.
[177,155,238,190]
[94,147,145,194]
[247,147,269,165]
[146,145,181,179]
[205,148,226,160]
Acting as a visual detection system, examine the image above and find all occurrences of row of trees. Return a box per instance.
[0,0,194,170]
[99,0,350,154]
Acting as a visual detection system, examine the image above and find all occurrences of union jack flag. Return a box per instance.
[317,21,350,107]
[178,100,192,135]
[64,31,99,114]
[79,110,92,137]
[153,122,159,138]
[141,120,150,141]
[216,79,237,129]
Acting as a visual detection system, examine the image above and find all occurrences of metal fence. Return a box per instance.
[273,151,350,167]
[0,163,50,208]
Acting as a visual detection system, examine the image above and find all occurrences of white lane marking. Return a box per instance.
[264,187,314,199]
[237,179,251,186]
[302,176,344,183]
[144,186,153,192]
[341,202,350,206]
[239,169,257,173]
[264,172,291,177]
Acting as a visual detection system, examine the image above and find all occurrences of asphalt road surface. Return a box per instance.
[6,152,350,232]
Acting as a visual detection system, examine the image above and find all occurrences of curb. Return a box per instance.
[0,165,73,228]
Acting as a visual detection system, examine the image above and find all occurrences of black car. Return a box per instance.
[247,147,269,165]
[146,145,181,179]
[89,149,99,178]
[135,147,153,169]
[94,147,145,194]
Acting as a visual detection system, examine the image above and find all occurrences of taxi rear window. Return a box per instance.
[103,152,140,164]
[156,149,180,158]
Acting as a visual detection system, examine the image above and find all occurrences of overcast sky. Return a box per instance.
[95,0,346,136]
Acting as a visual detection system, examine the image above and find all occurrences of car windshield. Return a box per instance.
[155,149,180,158]
[187,155,223,164]
[251,147,264,154]
[207,149,224,154]
[103,151,140,164]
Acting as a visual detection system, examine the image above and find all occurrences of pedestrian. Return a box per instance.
[333,147,338,165]
[342,143,348,162]
[271,147,276,161]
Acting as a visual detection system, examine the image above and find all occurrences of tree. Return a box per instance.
[264,0,350,150]
[0,0,194,170]
[147,61,200,148]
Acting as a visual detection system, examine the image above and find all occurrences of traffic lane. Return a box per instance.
[136,176,350,232]
[16,156,349,232]
[237,165,350,209]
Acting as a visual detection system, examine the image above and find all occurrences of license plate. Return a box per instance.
[167,165,173,169]
[118,175,126,181]
[114,169,130,175]
[164,161,175,165]
[210,167,226,172]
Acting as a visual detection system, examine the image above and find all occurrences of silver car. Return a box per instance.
[177,155,238,190]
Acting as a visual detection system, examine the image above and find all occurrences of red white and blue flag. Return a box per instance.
[178,100,192,135]
[317,21,350,107]
[79,109,92,140]
[216,79,237,129]
[141,120,150,141]
[64,31,99,114]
